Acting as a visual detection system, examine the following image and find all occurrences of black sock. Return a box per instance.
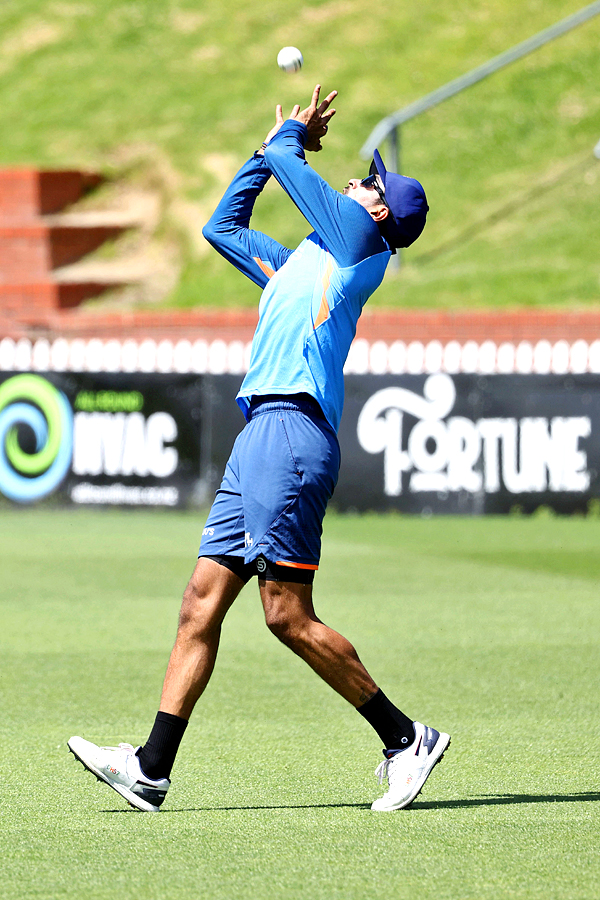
[136,711,188,781]
[357,689,415,750]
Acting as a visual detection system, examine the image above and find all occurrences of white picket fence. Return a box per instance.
[1,335,599,376]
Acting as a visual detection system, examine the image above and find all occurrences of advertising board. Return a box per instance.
[0,372,204,507]
[1,371,598,514]
[337,374,600,514]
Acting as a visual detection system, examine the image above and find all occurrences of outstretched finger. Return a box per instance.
[275,104,284,124]
[310,84,322,110]
[317,89,338,115]
[289,103,301,118]
[321,107,337,123]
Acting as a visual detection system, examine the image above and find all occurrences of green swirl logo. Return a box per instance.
[0,374,73,503]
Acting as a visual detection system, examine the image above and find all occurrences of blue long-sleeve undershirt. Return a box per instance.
[202,120,387,283]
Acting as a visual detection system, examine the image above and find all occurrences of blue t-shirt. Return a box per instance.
[202,120,391,431]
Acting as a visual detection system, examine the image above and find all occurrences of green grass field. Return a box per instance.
[1,508,599,899]
[0,0,598,309]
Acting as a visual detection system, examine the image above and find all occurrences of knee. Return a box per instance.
[264,602,313,649]
[179,581,200,626]
[264,606,295,644]
[261,580,318,647]
[177,580,220,639]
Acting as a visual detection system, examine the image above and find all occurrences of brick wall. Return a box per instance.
[0,168,124,316]
[4,306,600,345]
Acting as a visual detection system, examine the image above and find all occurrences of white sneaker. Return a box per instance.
[371,721,450,811]
[68,736,170,812]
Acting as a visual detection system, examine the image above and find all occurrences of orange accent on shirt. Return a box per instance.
[314,258,334,330]
[253,257,275,279]
[275,560,319,570]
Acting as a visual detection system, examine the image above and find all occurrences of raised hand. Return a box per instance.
[259,85,337,155]
[292,84,337,152]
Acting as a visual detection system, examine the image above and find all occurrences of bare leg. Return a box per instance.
[259,579,378,707]
[159,557,245,719]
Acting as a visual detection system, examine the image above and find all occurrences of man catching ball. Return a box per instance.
[69,85,449,812]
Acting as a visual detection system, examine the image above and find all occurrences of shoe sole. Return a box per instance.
[67,739,160,812]
[371,733,451,811]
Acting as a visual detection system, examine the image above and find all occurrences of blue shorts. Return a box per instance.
[199,395,340,575]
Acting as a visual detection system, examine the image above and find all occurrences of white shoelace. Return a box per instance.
[375,753,402,784]
[375,757,392,785]
[100,743,135,753]
[375,749,414,785]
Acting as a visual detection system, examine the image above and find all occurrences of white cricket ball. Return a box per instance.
[277,46,303,73]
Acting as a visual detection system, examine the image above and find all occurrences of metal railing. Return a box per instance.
[361,2,600,266]
[360,1,600,170]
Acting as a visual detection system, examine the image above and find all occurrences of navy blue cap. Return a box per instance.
[370,149,428,249]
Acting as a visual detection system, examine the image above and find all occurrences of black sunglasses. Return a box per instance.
[360,174,390,209]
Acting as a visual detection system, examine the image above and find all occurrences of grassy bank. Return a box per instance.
[0,0,598,308]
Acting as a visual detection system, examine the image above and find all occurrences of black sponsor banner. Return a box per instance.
[2,370,599,513]
[0,372,205,507]
[336,374,600,514]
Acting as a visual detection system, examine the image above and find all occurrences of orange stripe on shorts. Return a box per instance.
[276,560,319,570]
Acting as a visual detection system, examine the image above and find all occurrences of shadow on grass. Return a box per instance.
[102,792,600,814]
[103,802,372,813]
[411,792,600,811]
